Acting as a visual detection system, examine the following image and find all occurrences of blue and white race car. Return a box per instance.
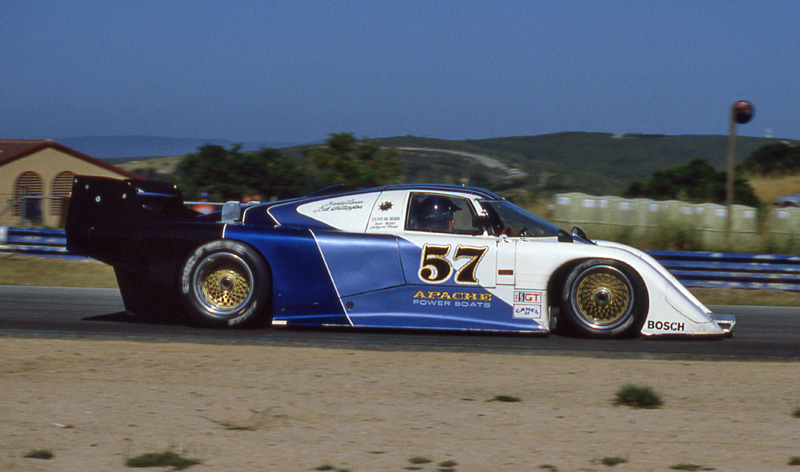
[66,176,734,338]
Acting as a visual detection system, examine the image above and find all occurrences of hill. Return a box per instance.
[101,132,799,197]
[367,133,797,195]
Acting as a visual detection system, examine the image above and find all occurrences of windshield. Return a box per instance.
[479,200,562,237]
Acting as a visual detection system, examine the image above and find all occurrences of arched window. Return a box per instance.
[51,171,75,216]
[12,171,43,218]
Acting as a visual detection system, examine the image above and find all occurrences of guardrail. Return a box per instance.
[3,226,800,291]
[0,226,73,258]
[648,250,800,291]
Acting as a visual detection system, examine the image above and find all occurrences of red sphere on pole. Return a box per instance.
[733,100,754,124]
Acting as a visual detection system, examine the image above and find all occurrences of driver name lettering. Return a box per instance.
[368,215,401,230]
[313,199,364,213]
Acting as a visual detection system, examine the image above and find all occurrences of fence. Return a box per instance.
[3,226,800,291]
[0,195,69,228]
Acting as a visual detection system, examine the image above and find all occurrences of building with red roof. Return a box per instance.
[0,139,141,227]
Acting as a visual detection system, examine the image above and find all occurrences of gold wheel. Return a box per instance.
[193,253,254,316]
[569,265,633,330]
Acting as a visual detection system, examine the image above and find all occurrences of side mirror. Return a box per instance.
[557,229,573,243]
[221,201,241,224]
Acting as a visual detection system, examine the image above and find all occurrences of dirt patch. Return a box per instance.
[1,337,799,471]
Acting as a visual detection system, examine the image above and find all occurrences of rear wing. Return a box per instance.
[65,175,197,257]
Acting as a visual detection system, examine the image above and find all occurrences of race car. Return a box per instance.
[65,176,734,338]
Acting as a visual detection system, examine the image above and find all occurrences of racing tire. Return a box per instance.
[560,259,647,338]
[180,240,271,328]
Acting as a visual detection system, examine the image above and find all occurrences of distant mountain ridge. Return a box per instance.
[55,133,799,195]
[368,133,800,194]
[55,135,303,159]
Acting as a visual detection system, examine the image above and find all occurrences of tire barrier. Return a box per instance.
[552,193,760,247]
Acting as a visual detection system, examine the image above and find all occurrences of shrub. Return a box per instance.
[489,395,521,402]
[24,449,53,460]
[670,463,713,471]
[600,456,628,466]
[125,450,201,470]
[613,384,663,408]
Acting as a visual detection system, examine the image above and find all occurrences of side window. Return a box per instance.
[406,193,480,235]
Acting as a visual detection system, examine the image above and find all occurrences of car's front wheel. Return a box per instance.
[560,259,647,338]
[180,240,271,328]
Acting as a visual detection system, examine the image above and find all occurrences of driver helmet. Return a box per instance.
[417,196,461,232]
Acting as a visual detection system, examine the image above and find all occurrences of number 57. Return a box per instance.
[418,244,488,284]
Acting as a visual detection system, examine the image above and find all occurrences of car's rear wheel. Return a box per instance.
[560,259,647,338]
[180,240,271,328]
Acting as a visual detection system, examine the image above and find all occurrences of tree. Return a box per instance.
[174,144,307,201]
[623,157,760,206]
[738,142,800,176]
[303,133,404,189]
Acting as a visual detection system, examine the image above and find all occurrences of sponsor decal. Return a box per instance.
[313,198,364,213]
[513,290,543,319]
[379,201,393,211]
[513,291,541,304]
[412,290,492,308]
[513,305,542,319]
[646,320,686,332]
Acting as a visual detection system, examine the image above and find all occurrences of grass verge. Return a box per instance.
[0,254,117,288]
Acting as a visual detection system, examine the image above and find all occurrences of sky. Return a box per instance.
[3,1,799,144]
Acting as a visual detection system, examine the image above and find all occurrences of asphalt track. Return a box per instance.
[1,285,799,360]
